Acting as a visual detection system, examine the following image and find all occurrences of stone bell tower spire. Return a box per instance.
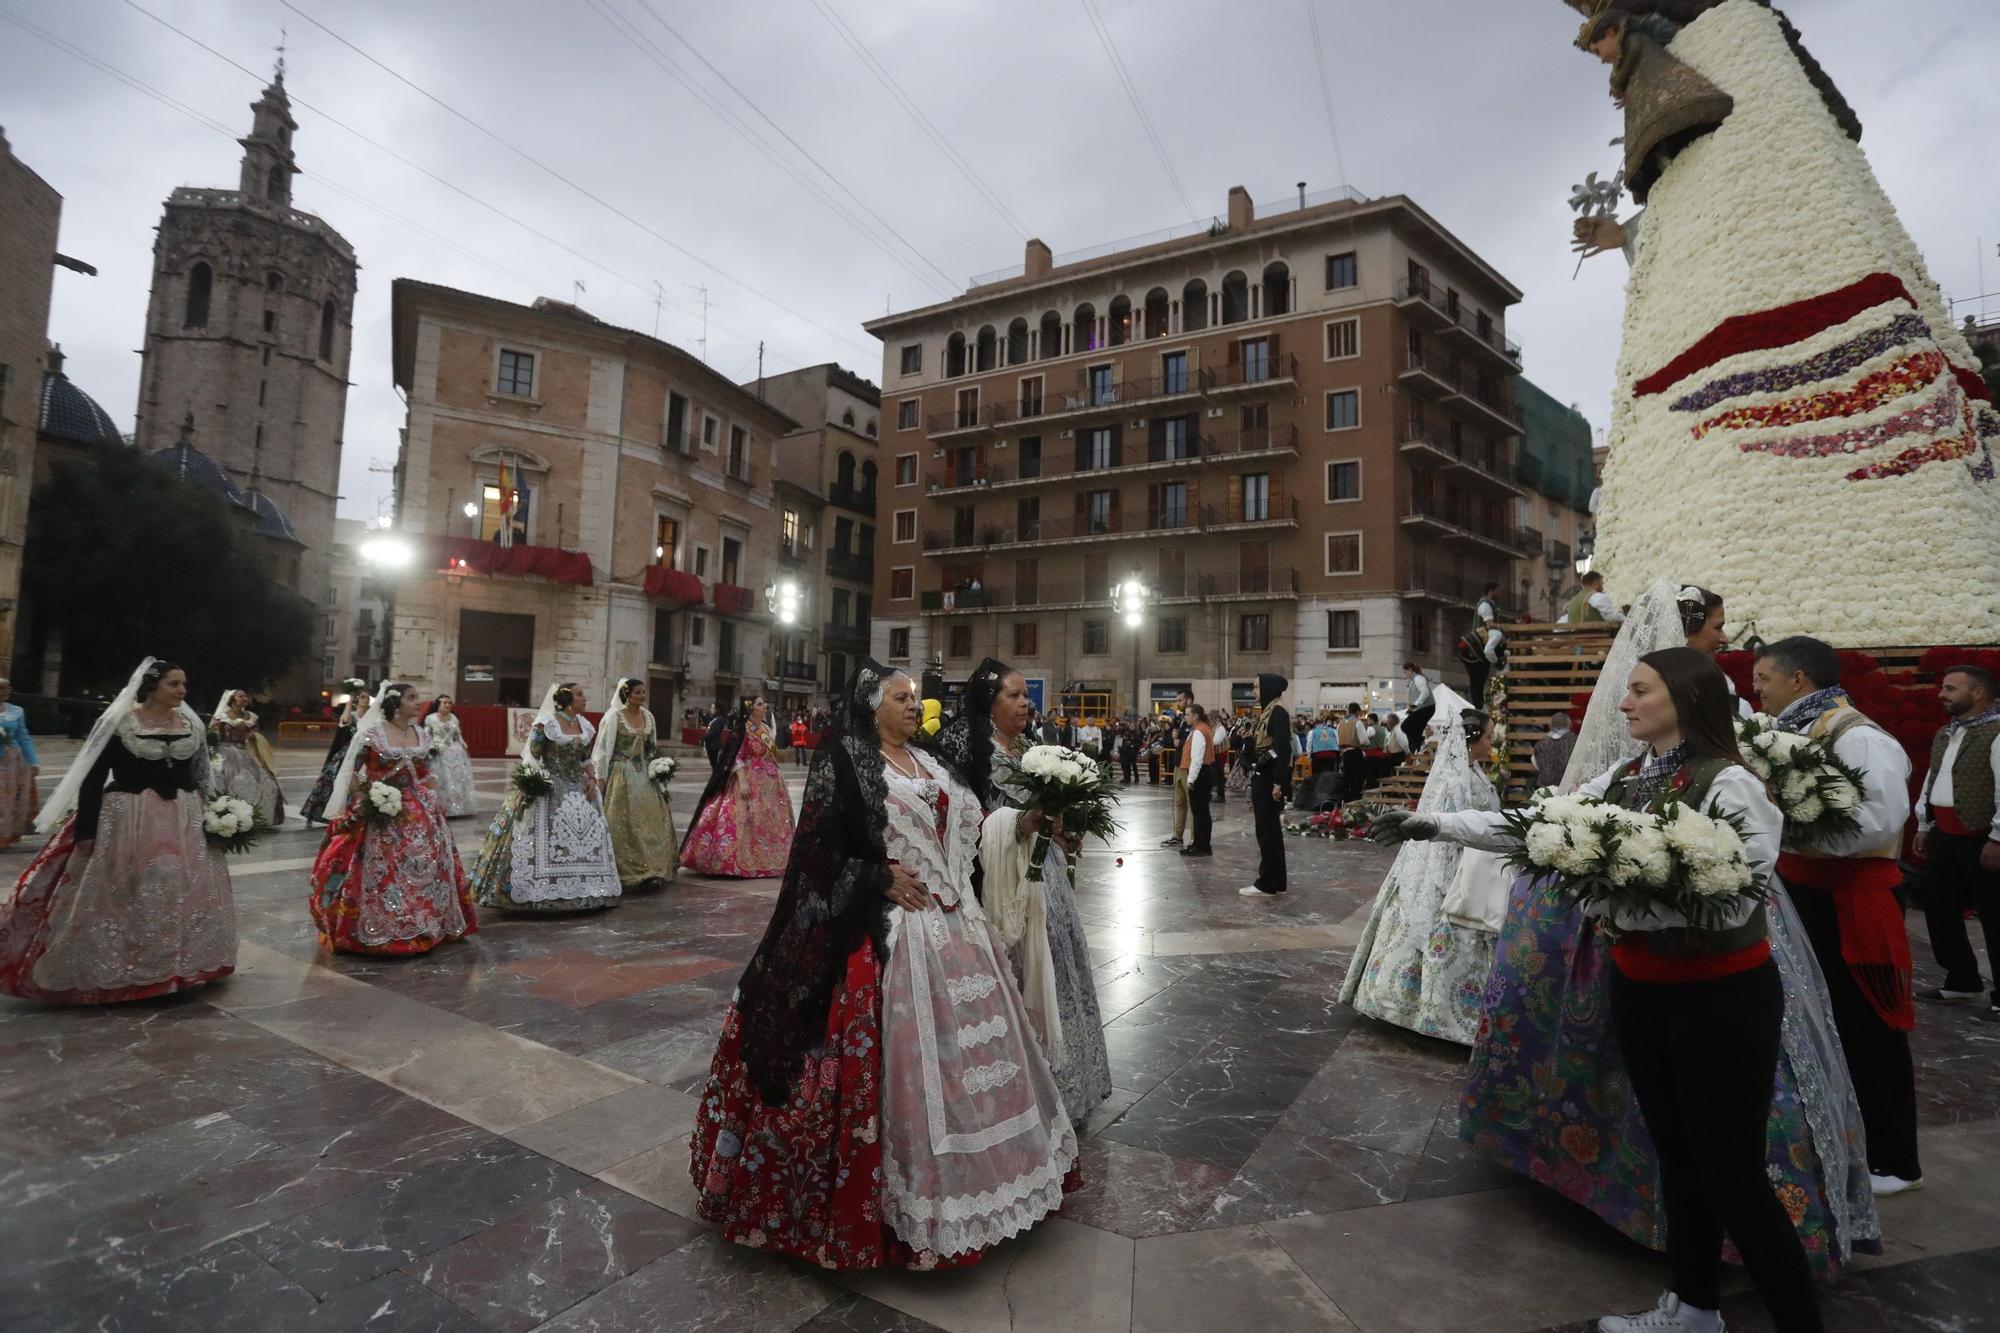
[237,52,299,209]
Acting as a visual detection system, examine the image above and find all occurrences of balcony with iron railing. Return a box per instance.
[1450,380,1523,436]
[1045,369,1208,423]
[1206,350,1299,394]
[826,546,872,582]
[1439,305,1524,369]
[1399,349,1461,398]
[923,425,1299,498]
[714,650,746,677]
[827,482,877,515]
[920,496,1298,555]
[1399,497,1520,558]
[1397,559,1482,608]
[1515,524,1545,557]
[1394,277,1458,329]
[917,566,1299,614]
[776,657,817,683]
[824,620,870,649]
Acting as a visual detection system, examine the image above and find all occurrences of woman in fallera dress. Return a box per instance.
[0,677,41,848]
[468,682,621,913]
[680,695,795,878]
[211,688,285,828]
[301,680,366,825]
[422,694,477,818]
[594,677,677,892]
[690,662,1076,1269]
[0,659,236,1002]
[308,682,477,956]
[1454,580,1878,1286]
[938,657,1112,1124]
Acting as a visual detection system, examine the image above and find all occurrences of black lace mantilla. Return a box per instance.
[735,658,900,1106]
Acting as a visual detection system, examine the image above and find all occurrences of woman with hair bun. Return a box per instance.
[594,677,678,891]
[469,682,621,912]
[680,694,794,878]
[308,681,476,955]
[0,658,237,1002]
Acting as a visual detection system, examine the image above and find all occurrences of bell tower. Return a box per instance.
[236,71,298,209]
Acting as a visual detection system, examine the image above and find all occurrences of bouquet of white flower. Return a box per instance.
[647,755,678,791]
[201,795,265,853]
[1734,713,1866,851]
[363,780,404,826]
[1500,792,1764,933]
[997,744,1121,883]
[511,764,552,802]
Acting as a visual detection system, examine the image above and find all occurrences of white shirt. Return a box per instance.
[1918,726,2000,839]
[1407,673,1432,710]
[1434,760,1779,934]
[1079,724,1102,749]
[1587,590,1626,625]
[1476,598,1497,627]
[1809,722,1912,857]
[1184,728,1208,784]
[1386,727,1411,756]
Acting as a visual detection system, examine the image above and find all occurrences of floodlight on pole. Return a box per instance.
[359,534,412,567]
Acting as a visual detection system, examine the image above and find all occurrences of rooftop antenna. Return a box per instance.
[685,283,715,362]
[651,280,665,337]
[756,340,765,398]
[1298,180,1306,209]
[571,278,587,306]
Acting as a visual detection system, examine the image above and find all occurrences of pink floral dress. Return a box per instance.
[681,724,796,877]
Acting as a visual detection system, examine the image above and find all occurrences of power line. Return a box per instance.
[214,0,875,358]
[1302,0,1348,190]
[579,0,953,299]
[1079,0,1197,224]
[625,0,960,295]
[9,6,789,373]
[808,0,1031,240]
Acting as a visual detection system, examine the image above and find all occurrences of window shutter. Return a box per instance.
[1227,475,1243,514]
[1227,339,1240,366]
[1146,484,1160,529]
[1109,424,1123,468]
[1109,489,1123,530]
[1269,473,1286,510]
[1075,435,1089,472]
[1073,493,1088,534]
[1267,330,1282,359]
[1148,418,1165,462]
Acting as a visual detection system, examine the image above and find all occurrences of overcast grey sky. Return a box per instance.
[4,0,1995,525]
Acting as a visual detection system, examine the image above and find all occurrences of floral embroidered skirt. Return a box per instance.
[0,747,37,847]
[605,758,677,889]
[432,743,477,817]
[0,794,236,1004]
[309,784,477,955]
[1459,874,1850,1276]
[468,786,622,913]
[681,761,795,878]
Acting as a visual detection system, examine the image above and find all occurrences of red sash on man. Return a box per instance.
[1776,706,1914,1031]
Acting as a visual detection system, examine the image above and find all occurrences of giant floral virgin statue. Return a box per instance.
[1572,0,2000,645]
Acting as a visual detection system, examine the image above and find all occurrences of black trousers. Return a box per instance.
[1788,885,1922,1179]
[1339,749,1365,803]
[1919,830,2000,1002]
[1120,749,1138,783]
[1464,658,1490,708]
[1310,753,1339,777]
[1610,961,1822,1331]
[1402,705,1434,753]
[1187,767,1216,852]
[1251,782,1287,892]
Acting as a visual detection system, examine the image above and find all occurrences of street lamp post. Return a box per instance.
[765,576,804,706]
[357,525,414,681]
[1117,574,1148,721]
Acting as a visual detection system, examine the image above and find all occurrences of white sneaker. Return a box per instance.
[1870,1172,1923,1196]
[1598,1292,1723,1333]
[1238,885,1276,897]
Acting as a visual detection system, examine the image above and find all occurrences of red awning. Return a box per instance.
[644,566,706,605]
[712,582,756,615]
[433,536,594,586]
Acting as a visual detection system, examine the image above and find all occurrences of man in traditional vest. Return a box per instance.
[1915,664,2000,1022]
[1160,690,1195,847]
[1559,570,1627,626]
[1336,703,1367,804]
[1753,636,1921,1194]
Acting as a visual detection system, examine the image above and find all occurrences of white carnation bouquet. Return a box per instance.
[997,744,1121,883]
[363,780,405,827]
[1501,792,1764,933]
[648,755,678,790]
[201,795,265,853]
[1734,713,1866,851]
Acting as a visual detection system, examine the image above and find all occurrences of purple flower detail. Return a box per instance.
[1735,388,1964,461]
[1671,313,1931,414]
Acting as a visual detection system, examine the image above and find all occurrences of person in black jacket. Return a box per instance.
[1240,672,1292,897]
[703,708,730,772]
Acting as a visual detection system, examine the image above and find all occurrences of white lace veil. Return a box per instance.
[592,677,650,780]
[522,682,564,774]
[37,657,201,836]
[211,687,246,726]
[324,681,395,817]
[1557,577,1687,791]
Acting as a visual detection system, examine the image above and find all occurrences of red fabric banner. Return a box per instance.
[433,536,594,586]
[712,583,754,614]
[643,566,707,604]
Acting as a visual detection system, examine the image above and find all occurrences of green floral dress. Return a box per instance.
[603,712,677,890]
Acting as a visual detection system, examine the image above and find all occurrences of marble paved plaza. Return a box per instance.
[2,740,1998,1332]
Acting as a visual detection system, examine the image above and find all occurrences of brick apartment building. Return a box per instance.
[865,185,1529,715]
[387,280,797,723]
[0,128,65,678]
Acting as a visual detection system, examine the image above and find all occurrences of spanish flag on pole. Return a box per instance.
[496,458,516,547]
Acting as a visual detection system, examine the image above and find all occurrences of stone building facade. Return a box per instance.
[387,281,797,724]
[756,363,881,708]
[866,185,1524,716]
[0,128,64,677]
[131,73,356,677]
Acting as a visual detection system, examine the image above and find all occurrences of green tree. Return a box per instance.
[24,447,315,697]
